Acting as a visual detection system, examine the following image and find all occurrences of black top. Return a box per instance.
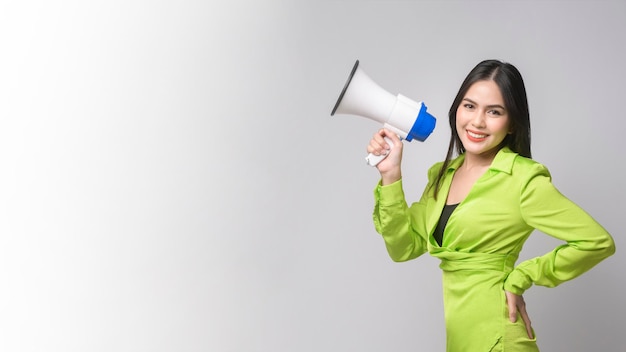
[433,203,459,246]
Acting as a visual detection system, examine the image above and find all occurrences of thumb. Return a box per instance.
[506,291,518,323]
[384,129,402,147]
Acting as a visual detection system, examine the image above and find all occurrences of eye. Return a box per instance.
[463,103,474,109]
[488,109,503,116]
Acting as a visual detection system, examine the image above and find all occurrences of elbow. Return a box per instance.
[389,253,410,263]
[385,243,423,262]
[604,234,616,258]
[386,245,409,262]
[594,231,616,260]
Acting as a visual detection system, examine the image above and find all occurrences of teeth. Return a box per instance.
[468,131,487,139]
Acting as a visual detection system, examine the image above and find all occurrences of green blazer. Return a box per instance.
[372,147,615,351]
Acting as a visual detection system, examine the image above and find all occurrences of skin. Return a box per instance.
[367,79,534,339]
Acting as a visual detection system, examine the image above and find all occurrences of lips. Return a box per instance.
[466,130,488,142]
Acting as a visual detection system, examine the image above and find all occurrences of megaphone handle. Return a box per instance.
[365,136,394,167]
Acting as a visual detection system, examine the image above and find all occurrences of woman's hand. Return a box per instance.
[505,290,534,339]
[366,129,403,185]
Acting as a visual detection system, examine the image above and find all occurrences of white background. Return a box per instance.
[1,0,624,351]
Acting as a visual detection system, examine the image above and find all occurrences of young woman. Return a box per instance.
[367,59,615,351]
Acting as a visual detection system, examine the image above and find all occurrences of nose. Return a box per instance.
[471,110,486,128]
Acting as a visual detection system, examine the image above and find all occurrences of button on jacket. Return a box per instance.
[372,147,615,351]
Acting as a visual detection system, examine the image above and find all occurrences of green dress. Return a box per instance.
[372,147,615,351]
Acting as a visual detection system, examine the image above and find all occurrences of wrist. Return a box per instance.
[381,170,401,185]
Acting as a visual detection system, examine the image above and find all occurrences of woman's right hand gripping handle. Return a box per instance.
[367,129,403,186]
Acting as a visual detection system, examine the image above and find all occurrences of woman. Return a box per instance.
[368,59,615,351]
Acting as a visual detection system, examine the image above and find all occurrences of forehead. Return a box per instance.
[464,80,505,105]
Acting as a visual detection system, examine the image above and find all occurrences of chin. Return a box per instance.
[462,141,498,156]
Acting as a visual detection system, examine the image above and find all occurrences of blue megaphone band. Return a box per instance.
[405,103,436,142]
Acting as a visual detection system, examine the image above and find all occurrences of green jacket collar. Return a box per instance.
[447,147,518,175]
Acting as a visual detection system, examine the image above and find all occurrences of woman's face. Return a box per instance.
[456,80,511,159]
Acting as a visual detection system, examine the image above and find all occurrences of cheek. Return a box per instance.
[492,119,511,135]
[455,109,467,127]
[454,117,464,135]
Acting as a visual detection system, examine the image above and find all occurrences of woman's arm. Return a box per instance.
[369,129,431,261]
[504,163,616,294]
[373,180,429,262]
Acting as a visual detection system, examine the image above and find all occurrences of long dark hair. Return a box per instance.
[432,59,532,199]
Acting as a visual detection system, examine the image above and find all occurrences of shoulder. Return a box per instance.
[512,154,551,179]
[494,148,552,183]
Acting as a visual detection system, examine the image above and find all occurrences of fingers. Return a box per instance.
[518,304,534,339]
[382,128,402,145]
[505,291,518,323]
[367,129,395,156]
[505,290,534,339]
[366,128,403,181]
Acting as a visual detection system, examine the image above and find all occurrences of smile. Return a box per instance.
[467,130,488,141]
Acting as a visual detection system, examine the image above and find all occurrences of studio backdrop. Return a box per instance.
[0,1,624,351]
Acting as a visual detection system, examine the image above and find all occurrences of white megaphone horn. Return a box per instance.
[331,60,436,166]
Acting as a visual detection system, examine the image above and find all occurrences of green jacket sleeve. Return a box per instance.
[503,163,616,294]
[372,163,442,262]
[373,179,428,262]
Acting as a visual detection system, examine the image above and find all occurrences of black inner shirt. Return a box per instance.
[433,203,459,246]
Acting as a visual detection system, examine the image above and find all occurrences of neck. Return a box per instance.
[461,149,499,171]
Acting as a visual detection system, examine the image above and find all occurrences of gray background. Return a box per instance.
[1,0,624,351]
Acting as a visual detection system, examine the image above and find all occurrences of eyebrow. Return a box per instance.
[462,98,506,110]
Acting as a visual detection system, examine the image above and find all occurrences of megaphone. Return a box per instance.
[331,60,436,166]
